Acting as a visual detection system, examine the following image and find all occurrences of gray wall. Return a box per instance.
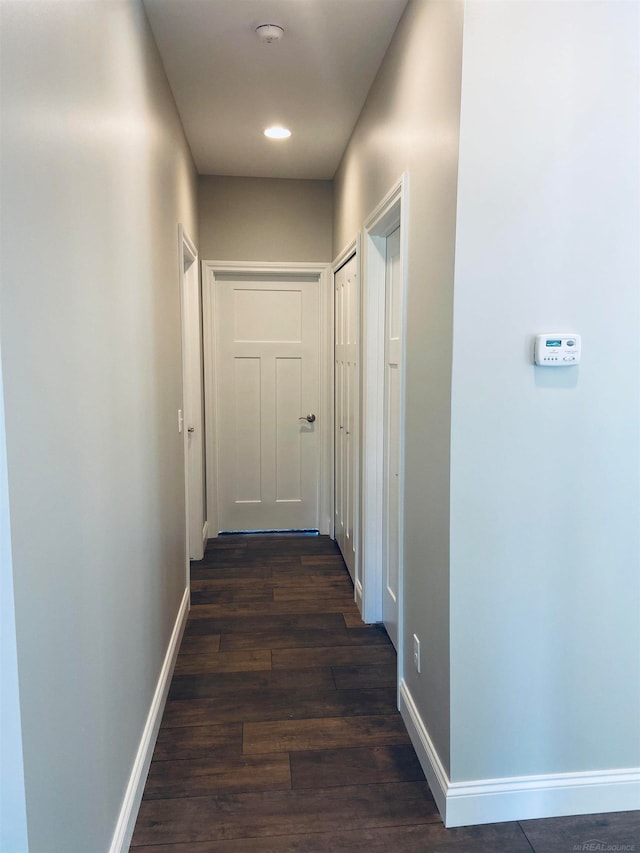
[333,0,465,776]
[199,175,333,262]
[0,1,197,850]
[450,0,640,782]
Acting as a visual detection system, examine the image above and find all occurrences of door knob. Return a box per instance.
[299,413,316,423]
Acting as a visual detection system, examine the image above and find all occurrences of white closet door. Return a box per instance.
[215,277,320,532]
[334,255,358,581]
[335,265,346,558]
[383,227,401,649]
[181,239,205,560]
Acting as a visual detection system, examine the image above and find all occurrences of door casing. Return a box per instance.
[202,260,333,538]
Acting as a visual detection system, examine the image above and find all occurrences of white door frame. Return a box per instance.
[332,236,362,606]
[202,260,333,537]
[361,174,409,673]
[178,225,205,573]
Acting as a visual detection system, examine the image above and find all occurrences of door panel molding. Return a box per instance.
[202,261,332,536]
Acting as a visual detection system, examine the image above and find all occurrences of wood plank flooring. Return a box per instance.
[131,534,639,852]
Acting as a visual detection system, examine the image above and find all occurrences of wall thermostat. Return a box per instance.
[534,333,581,366]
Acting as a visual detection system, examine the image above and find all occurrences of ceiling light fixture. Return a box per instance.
[255,24,284,44]
[264,126,291,140]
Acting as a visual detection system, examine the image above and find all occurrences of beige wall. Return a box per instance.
[199,175,333,262]
[0,1,197,849]
[333,0,465,776]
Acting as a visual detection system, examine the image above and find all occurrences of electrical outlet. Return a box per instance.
[413,634,421,673]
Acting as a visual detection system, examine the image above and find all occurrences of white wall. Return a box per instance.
[450,0,640,782]
[0,338,28,853]
[333,0,464,775]
[0,1,197,849]
[199,175,333,262]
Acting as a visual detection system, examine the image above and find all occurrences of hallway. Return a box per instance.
[130,535,638,851]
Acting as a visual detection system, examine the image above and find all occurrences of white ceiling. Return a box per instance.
[142,0,408,180]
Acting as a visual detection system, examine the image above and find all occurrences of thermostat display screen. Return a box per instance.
[546,340,562,347]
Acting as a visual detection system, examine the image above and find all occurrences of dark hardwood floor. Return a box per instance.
[131,534,639,852]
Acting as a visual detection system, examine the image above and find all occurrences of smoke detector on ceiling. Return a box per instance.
[255,24,284,44]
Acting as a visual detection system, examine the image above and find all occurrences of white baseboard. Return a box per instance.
[109,586,190,853]
[399,679,640,828]
[446,765,640,828]
[399,679,448,819]
[202,520,209,550]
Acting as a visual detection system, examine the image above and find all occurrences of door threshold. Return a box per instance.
[218,529,319,537]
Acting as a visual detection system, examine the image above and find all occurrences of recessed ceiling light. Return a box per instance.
[264,126,291,140]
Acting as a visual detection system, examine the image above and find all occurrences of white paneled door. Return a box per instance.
[180,229,205,561]
[334,255,358,582]
[214,277,320,532]
[383,226,402,649]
